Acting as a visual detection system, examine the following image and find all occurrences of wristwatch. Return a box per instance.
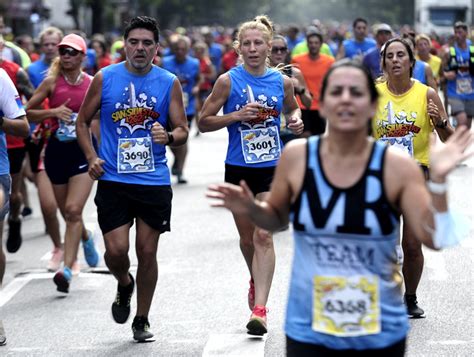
[166,131,174,145]
[435,119,448,129]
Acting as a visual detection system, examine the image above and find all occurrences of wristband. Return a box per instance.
[427,180,447,194]
[166,131,174,145]
[435,119,448,129]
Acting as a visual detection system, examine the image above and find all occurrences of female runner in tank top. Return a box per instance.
[198,15,304,335]
[372,38,453,318]
[26,34,99,294]
[207,60,472,356]
[270,35,312,144]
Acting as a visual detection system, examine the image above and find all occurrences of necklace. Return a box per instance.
[63,71,83,86]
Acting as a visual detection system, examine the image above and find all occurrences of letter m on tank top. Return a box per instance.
[292,138,396,236]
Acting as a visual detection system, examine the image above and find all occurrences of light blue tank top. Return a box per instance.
[223,65,284,168]
[286,136,408,350]
[99,62,175,185]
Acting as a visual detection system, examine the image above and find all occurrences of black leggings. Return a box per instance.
[286,336,406,357]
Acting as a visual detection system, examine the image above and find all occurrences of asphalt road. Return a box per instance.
[1,128,473,356]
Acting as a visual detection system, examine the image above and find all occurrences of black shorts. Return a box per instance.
[302,109,326,136]
[94,180,172,235]
[286,336,406,357]
[7,147,26,175]
[25,137,46,173]
[225,164,275,196]
[44,136,93,185]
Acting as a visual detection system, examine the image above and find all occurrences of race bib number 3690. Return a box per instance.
[312,275,380,337]
[117,137,154,173]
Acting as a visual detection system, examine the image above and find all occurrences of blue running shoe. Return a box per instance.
[54,266,72,293]
[83,230,99,267]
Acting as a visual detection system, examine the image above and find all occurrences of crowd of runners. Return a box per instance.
[0,11,473,355]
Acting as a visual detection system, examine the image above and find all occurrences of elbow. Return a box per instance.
[197,118,210,133]
[19,123,30,138]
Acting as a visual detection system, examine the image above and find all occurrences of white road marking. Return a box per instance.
[428,340,472,345]
[202,333,266,357]
[0,272,108,307]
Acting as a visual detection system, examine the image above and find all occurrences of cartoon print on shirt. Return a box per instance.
[111,82,161,135]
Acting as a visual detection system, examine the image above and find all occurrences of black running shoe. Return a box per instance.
[132,316,154,342]
[21,206,33,218]
[6,219,22,253]
[111,273,134,324]
[405,294,425,318]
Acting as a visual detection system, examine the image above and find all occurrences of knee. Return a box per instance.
[64,204,83,223]
[402,239,423,259]
[136,244,157,266]
[9,191,22,205]
[105,244,128,262]
[253,227,273,248]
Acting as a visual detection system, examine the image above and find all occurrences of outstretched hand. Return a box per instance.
[430,125,473,181]
[206,180,256,216]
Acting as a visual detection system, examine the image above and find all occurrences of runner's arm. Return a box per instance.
[167,78,189,146]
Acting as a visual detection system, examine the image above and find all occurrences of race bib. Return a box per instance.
[56,113,77,142]
[117,137,154,173]
[379,136,414,157]
[241,126,281,164]
[456,77,473,94]
[312,275,381,337]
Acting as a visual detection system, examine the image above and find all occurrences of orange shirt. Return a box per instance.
[291,53,334,110]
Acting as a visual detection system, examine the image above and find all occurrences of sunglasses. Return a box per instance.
[59,47,81,56]
[271,46,288,53]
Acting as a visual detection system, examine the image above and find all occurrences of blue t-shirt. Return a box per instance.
[99,63,176,185]
[208,43,223,73]
[413,60,427,85]
[27,57,50,88]
[223,65,284,168]
[343,38,376,59]
[162,55,199,116]
[363,47,382,80]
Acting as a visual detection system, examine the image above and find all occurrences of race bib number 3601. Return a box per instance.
[312,275,380,337]
[117,137,154,173]
[241,126,281,164]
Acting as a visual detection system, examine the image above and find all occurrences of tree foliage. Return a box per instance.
[69,0,414,33]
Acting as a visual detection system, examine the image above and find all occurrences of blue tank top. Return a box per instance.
[447,45,474,100]
[413,60,427,85]
[162,55,199,116]
[343,38,376,59]
[223,65,284,168]
[286,136,408,350]
[99,62,176,185]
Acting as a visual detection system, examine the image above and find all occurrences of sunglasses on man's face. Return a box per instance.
[271,46,288,54]
[59,47,81,56]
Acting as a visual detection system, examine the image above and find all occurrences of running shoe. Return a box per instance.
[112,273,135,324]
[6,219,22,253]
[53,267,72,293]
[405,294,425,318]
[246,305,268,336]
[72,260,81,275]
[177,174,188,184]
[0,320,6,346]
[47,248,64,272]
[82,230,99,267]
[21,206,33,218]
[132,316,154,342]
[248,278,255,311]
